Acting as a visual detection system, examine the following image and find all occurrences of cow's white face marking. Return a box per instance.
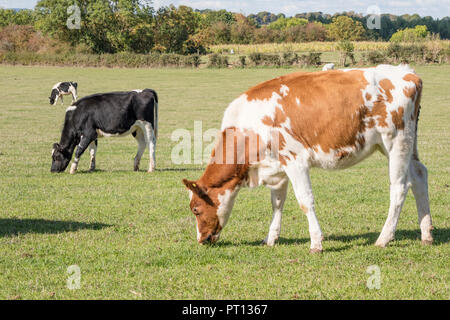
[216,188,239,229]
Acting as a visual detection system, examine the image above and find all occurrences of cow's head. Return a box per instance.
[51,143,72,172]
[49,89,58,105]
[183,178,240,245]
[183,179,222,244]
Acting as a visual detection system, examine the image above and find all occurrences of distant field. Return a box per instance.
[0,65,448,299]
[210,40,450,55]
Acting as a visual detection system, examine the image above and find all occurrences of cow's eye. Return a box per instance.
[193,207,200,216]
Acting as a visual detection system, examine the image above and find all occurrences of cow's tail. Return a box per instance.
[412,80,423,162]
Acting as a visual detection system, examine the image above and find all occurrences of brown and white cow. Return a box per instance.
[183,64,432,252]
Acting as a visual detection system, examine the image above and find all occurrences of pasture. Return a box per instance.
[0,64,448,299]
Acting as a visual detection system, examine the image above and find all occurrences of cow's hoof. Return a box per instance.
[374,242,387,248]
[70,169,77,175]
[309,248,322,254]
[421,239,433,246]
[262,238,277,246]
[147,168,155,173]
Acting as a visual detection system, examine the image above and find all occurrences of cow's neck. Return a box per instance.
[59,120,78,155]
[199,162,248,228]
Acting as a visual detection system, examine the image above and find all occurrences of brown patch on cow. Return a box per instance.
[261,116,273,126]
[403,73,422,89]
[365,92,372,101]
[279,154,288,166]
[379,79,395,103]
[391,107,405,130]
[367,118,376,129]
[403,73,423,121]
[299,204,308,214]
[336,150,349,160]
[403,86,416,99]
[289,150,297,159]
[262,107,288,128]
[246,77,288,101]
[250,70,370,153]
[367,97,388,128]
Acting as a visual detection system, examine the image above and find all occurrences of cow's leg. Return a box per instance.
[375,136,412,247]
[88,140,97,172]
[133,129,146,171]
[263,180,288,246]
[143,122,156,172]
[70,133,97,174]
[53,95,59,106]
[60,95,64,105]
[285,163,323,253]
[409,157,433,244]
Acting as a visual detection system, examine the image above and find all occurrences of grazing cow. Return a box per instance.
[49,82,78,105]
[322,63,335,71]
[51,89,158,174]
[182,64,432,252]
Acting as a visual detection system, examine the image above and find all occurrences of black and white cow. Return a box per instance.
[51,89,158,174]
[49,82,78,105]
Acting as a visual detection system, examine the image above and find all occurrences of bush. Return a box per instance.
[336,40,355,66]
[0,51,203,68]
[183,54,201,67]
[248,52,263,65]
[248,52,281,66]
[208,53,228,68]
[386,43,425,63]
[282,52,299,65]
[299,52,322,67]
[239,55,246,68]
[362,51,386,64]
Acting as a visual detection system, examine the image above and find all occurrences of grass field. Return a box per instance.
[0,64,448,300]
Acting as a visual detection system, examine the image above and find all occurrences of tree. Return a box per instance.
[268,17,308,30]
[327,16,365,40]
[35,0,154,53]
[230,14,257,44]
[390,25,430,42]
[153,5,204,54]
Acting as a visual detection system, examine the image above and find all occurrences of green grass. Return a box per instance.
[0,64,448,300]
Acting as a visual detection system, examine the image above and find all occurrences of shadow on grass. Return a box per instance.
[0,219,111,237]
[326,228,449,246]
[214,228,449,248]
[73,167,204,174]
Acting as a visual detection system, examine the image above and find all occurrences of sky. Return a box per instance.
[1,0,449,18]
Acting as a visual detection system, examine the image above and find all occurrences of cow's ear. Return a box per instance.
[182,179,206,195]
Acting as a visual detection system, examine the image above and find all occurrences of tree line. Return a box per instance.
[0,0,448,55]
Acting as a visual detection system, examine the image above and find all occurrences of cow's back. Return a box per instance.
[221,64,421,168]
